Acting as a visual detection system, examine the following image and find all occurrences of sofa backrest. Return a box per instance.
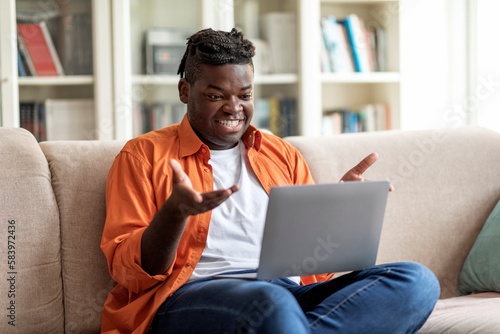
[39,139,125,333]
[285,127,500,298]
[0,128,64,333]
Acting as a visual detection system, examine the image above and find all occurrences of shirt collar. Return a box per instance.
[178,114,262,159]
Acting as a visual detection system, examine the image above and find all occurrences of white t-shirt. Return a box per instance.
[188,141,301,285]
[188,141,269,282]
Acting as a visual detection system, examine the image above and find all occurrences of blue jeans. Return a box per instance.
[150,262,440,334]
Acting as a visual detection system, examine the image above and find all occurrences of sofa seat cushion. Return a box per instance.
[419,292,500,333]
[40,140,125,333]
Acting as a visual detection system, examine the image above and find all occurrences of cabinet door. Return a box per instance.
[317,0,401,135]
[113,0,236,140]
[113,0,303,140]
[0,0,20,128]
[2,0,113,141]
[234,0,301,137]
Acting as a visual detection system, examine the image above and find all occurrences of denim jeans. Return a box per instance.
[150,262,440,334]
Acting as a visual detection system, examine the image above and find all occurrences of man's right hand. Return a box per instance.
[141,159,238,276]
[166,159,239,219]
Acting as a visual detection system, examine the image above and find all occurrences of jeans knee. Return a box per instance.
[393,262,440,307]
[233,283,305,334]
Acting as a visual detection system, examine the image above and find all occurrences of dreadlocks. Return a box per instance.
[177,28,256,84]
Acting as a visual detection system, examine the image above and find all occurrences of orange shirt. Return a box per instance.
[100,115,334,333]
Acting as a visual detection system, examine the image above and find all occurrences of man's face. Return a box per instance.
[179,63,254,150]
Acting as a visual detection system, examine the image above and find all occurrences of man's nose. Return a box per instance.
[223,97,243,114]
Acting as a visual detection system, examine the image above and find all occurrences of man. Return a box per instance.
[101,28,439,333]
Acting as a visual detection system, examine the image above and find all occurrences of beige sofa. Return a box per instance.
[1,126,499,333]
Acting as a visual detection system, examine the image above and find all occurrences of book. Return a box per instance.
[17,48,27,76]
[44,99,95,140]
[322,111,342,135]
[18,102,46,141]
[251,96,297,137]
[338,14,372,72]
[17,33,35,76]
[133,101,187,135]
[320,15,354,73]
[19,101,39,138]
[57,14,93,75]
[17,21,64,76]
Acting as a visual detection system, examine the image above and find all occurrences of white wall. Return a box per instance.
[400,0,469,131]
[475,0,500,132]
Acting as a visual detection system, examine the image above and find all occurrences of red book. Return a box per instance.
[17,22,64,76]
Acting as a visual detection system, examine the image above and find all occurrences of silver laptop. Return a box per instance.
[214,180,390,281]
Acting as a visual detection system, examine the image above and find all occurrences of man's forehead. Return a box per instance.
[197,64,254,88]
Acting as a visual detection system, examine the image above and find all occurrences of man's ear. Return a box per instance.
[178,78,190,104]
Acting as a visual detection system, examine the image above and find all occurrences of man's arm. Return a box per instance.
[141,159,238,275]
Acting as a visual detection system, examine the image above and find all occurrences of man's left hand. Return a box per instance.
[340,152,394,191]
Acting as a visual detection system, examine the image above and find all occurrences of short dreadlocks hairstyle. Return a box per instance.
[177,28,256,84]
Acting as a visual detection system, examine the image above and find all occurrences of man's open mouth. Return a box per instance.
[217,120,241,127]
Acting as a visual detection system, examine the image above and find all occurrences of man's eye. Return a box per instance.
[241,94,252,100]
[207,94,222,99]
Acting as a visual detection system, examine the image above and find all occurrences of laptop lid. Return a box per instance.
[256,180,390,280]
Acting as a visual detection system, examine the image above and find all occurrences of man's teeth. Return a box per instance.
[218,120,240,127]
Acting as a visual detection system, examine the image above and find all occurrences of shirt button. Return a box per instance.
[204,168,210,173]
[198,227,205,233]
[185,263,191,267]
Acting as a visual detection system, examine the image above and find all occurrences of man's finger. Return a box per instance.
[350,152,379,176]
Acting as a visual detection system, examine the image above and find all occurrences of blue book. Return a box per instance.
[338,18,361,72]
[17,49,27,77]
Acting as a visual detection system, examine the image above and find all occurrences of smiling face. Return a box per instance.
[179,63,254,150]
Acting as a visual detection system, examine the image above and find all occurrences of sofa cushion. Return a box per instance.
[0,128,64,333]
[418,292,500,333]
[40,140,125,333]
[458,198,500,295]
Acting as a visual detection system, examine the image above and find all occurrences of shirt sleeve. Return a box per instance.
[100,150,173,293]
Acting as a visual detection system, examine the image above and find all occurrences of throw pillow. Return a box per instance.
[458,198,500,296]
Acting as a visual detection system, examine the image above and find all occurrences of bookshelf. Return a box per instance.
[0,0,113,140]
[111,0,302,140]
[1,0,402,140]
[316,0,401,135]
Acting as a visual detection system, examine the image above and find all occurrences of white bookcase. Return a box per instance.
[0,0,113,140]
[1,0,403,140]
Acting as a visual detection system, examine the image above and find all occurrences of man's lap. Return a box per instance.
[149,262,440,334]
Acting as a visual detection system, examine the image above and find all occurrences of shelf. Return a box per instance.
[18,76,94,86]
[132,73,299,86]
[132,75,179,85]
[321,72,400,83]
[254,73,298,85]
[321,0,398,3]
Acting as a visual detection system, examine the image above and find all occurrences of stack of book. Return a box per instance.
[17,13,93,77]
[322,104,391,135]
[19,99,95,141]
[320,14,387,73]
[133,102,187,137]
[253,96,298,137]
[17,21,64,76]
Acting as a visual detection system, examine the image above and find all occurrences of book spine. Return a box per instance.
[339,19,361,72]
[17,33,36,76]
[17,49,27,76]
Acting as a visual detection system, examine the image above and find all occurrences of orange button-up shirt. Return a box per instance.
[100,115,334,333]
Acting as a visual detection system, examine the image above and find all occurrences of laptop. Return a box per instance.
[213,180,390,281]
